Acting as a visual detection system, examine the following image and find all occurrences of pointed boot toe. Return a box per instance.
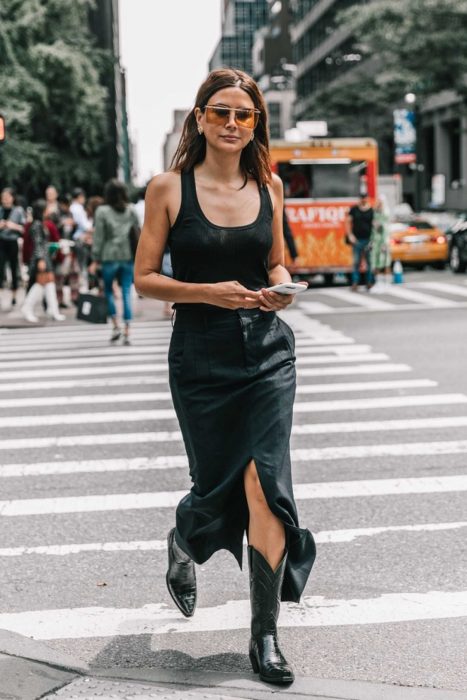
[166,528,197,617]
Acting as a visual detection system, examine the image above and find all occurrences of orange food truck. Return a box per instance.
[270,138,379,284]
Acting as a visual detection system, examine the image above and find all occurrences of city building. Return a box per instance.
[163,110,190,172]
[419,92,467,211]
[253,0,295,139]
[209,0,269,75]
[88,0,132,184]
[290,0,364,123]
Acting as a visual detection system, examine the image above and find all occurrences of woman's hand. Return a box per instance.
[207,281,262,310]
[258,282,308,312]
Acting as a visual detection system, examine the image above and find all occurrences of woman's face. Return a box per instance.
[196,87,259,154]
[1,190,14,208]
[46,186,58,202]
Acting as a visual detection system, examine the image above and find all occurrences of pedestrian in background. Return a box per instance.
[346,193,374,291]
[70,187,92,291]
[89,179,140,345]
[370,197,391,292]
[134,68,315,686]
[21,199,65,323]
[0,187,25,310]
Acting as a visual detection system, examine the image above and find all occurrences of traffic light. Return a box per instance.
[0,115,5,143]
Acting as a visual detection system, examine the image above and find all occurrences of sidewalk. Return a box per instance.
[1,631,465,700]
[0,291,169,329]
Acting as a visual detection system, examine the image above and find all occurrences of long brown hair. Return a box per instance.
[171,68,271,187]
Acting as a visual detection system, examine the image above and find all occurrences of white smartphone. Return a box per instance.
[265,282,308,295]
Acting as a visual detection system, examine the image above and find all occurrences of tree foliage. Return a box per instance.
[0,0,110,196]
[307,0,467,168]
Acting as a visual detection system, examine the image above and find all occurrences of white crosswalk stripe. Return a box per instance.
[297,280,467,314]
[1,306,467,675]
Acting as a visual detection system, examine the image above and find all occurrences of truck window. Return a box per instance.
[278,161,367,200]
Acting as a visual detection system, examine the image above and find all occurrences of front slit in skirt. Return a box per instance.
[168,306,316,603]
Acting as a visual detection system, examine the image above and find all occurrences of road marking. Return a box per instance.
[0,363,166,380]
[0,376,169,393]
[1,474,466,516]
[1,590,467,639]
[5,438,467,478]
[0,354,168,370]
[386,286,456,308]
[3,413,467,452]
[296,378,436,393]
[2,394,464,428]
[0,343,373,363]
[0,379,437,409]
[319,288,396,310]
[298,353,390,364]
[2,521,466,557]
[414,281,467,298]
[292,440,467,460]
[0,363,412,393]
[299,363,412,376]
[292,415,467,434]
[0,432,183,451]
[299,300,467,315]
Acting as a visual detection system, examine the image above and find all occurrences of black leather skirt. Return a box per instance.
[168,306,316,603]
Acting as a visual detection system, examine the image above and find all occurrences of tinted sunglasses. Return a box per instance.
[203,104,260,129]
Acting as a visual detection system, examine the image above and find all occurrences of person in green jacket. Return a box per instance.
[89,179,140,344]
[370,197,391,292]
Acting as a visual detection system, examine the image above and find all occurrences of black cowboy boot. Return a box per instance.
[166,528,197,617]
[248,545,294,684]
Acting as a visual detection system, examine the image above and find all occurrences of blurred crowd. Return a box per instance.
[0,183,146,324]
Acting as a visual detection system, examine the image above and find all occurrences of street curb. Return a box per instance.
[0,629,88,674]
[0,631,465,700]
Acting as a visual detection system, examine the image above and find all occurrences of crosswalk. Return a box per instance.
[0,308,467,685]
[299,279,467,314]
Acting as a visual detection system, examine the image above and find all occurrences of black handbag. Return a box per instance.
[76,292,108,324]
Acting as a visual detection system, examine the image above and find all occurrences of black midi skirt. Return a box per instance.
[168,306,316,603]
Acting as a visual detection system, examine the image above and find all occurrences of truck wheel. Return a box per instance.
[323,273,334,286]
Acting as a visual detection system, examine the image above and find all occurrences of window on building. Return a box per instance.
[447,119,461,184]
[268,102,281,139]
[422,125,434,188]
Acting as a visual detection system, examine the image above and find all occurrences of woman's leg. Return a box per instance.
[101,262,119,329]
[351,242,362,289]
[119,262,133,342]
[244,460,293,684]
[244,459,285,571]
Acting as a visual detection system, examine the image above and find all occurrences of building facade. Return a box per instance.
[290,0,365,122]
[209,0,269,75]
[88,0,132,184]
[163,110,189,172]
[253,0,295,139]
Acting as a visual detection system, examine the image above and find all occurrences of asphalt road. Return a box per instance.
[0,269,466,695]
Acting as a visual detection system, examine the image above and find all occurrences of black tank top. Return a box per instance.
[168,170,273,310]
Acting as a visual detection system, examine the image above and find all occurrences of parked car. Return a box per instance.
[389,219,448,269]
[445,213,467,273]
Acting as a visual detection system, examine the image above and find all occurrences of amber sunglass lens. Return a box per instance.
[235,110,254,127]
[206,107,229,124]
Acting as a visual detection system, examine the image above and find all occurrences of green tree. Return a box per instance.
[0,0,110,196]
[305,0,467,169]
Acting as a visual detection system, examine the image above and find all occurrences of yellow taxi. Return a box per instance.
[389,219,448,269]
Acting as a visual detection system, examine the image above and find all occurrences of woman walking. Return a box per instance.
[134,68,315,685]
[90,179,140,345]
[21,199,65,323]
[0,187,25,310]
[370,197,392,292]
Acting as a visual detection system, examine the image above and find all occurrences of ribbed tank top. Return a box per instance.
[168,170,273,310]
